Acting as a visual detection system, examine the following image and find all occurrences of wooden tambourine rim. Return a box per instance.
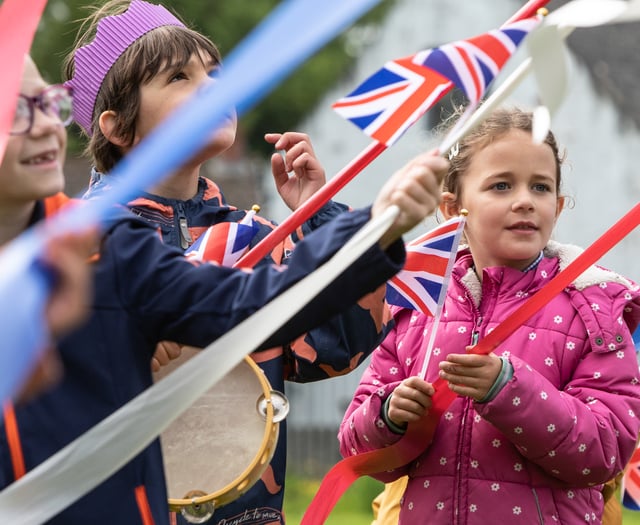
[166,354,279,512]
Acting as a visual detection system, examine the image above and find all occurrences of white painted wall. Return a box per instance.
[262,0,640,429]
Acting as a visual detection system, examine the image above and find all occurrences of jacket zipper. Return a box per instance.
[176,203,192,250]
[531,487,544,524]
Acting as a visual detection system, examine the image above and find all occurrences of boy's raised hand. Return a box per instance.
[266,132,326,211]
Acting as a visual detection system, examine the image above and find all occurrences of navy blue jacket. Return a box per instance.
[0,204,404,525]
[85,174,394,524]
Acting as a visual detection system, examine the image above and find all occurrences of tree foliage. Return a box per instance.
[31,0,395,156]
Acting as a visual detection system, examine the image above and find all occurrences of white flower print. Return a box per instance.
[629,409,636,418]
[632,378,639,386]
[514,463,523,472]
[611,456,617,465]
[545,357,554,367]
[591,302,600,312]
[584,513,590,521]
[547,424,556,432]
[457,295,465,302]
[513,506,522,515]
[444,412,454,421]
[540,391,548,400]
[514,426,523,434]
[578,444,587,452]
[372,379,380,386]
[351,447,357,455]
[617,350,625,359]
[349,420,354,430]
[528,332,537,341]
[491,483,500,491]
[433,347,441,356]
[594,371,602,379]
[408,502,414,510]
[405,357,412,366]
[599,282,608,289]
[423,480,430,489]
[376,419,385,428]
[512,396,521,406]
[501,350,511,358]
[582,468,591,475]
[470,460,479,469]
[515,290,526,298]
[566,341,576,350]
[553,315,563,324]
[608,343,616,351]
[410,315,418,323]
[541,270,548,278]
[492,439,501,448]
[389,367,398,375]
[617,316,624,325]
[458,326,467,334]
[548,450,556,457]
[567,490,575,499]
[470,504,478,512]
[422,328,428,337]
[440,457,447,466]
[376,388,385,397]
[474,414,482,423]
[437,502,445,510]
[364,434,369,442]
[625,292,632,300]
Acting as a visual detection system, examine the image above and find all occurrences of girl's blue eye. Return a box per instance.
[493,182,509,191]
[533,183,551,192]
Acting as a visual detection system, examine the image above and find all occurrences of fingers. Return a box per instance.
[43,229,98,338]
[438,353,502,401]
[387,377,435,426]
[151,341,183,372]
[265,132,317,174]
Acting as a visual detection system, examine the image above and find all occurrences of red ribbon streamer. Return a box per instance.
[0,0,49,162]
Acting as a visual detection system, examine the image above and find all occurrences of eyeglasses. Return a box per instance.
[10,84,73,136]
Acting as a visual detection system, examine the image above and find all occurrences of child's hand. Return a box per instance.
[265,132,326,211]
[151,341,183,372]
[438,352,502,401]
[373,151,448,249]
[387,376,435,427]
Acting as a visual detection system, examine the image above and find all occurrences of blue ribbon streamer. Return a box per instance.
[0,0,381,403]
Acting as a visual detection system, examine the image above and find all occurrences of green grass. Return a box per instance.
[283,474,383,525]
[283,475,640,524]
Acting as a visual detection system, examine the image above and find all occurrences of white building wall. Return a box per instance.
[262,0,640,431]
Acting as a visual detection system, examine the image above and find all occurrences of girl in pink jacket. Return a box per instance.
[339,108,640,524]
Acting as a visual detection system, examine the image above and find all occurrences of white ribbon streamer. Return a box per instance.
[0,206,399,524]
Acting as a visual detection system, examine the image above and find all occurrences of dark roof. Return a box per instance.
[546,0,640,129]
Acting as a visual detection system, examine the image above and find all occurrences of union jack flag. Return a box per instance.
[185,211,259,267]
[386,215,465,316]
[332,15,541,146]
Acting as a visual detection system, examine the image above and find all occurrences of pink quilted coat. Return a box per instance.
[339,241,640,524]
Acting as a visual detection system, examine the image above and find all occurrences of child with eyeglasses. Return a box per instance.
[1,50,448,525]
[2,56,96,402]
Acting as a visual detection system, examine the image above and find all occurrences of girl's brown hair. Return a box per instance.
[440,106,565,201]
[63,0,221,172]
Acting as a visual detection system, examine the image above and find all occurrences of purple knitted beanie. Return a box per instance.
[65,0,185,135]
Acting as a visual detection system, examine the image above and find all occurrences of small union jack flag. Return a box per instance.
[332,15,541,146]
[386,215,465,316]
[185,211,259,267]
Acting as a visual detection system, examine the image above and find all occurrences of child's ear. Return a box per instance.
[439,192,459,219]
[98,111,128,148]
